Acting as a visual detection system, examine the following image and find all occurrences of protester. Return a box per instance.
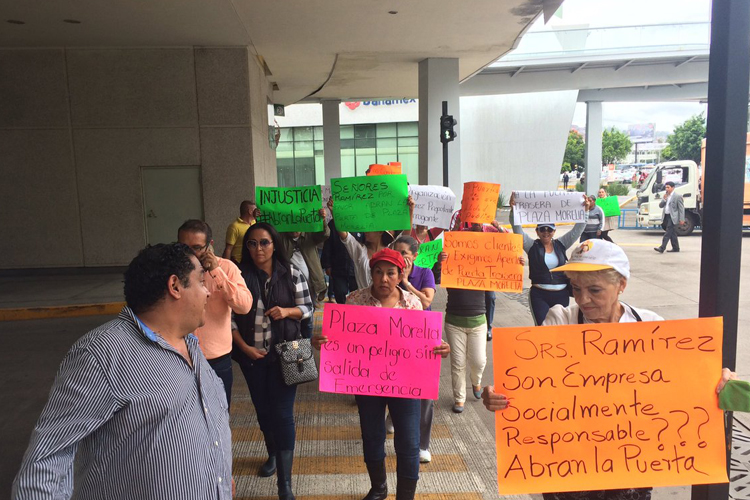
[597,188,617,243]
[255,207,329,338]
[13,243,233,499]
[391,235,438,463]
[410,225,443,284]
[224,199,256,263]
[580,195,604,242]
[320,218,358,304]
[232,223,313,500]
[481,239,736,500]
[312,248,449,500]
[177,220,253,407]
[510,192,587,326]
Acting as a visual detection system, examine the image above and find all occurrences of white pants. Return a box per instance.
[445,322,488,404]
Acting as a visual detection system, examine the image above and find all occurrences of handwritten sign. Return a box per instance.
[409,185,456,229]
[441,232,523,292]
[256,185,324,232]
[331,175,411,232]
[492,317,726,495]
[596,196,622,217]
[319,303,443,399]
[460,182,501,224]
[414,239,443,269]
[512,191,586,225]
[367,164,402,176]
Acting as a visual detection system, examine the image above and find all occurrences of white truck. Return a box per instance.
[636,160,701,236]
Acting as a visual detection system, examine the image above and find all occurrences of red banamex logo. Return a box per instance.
[343,99,416,111]
[344,102,361,110]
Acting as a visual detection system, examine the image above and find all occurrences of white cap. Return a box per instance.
[551,240,630,280]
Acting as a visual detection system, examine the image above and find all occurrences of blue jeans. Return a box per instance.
[355,395,420,480]
[300,317,313,339]
[529,286,570,326]
[236,354,298,451]
[207,353,233,409]
[484,291,496,327]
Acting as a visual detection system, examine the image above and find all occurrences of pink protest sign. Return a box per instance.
[320,303,443,399]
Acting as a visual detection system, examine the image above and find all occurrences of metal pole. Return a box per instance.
[693,1,750,499]
[442,100,449,187]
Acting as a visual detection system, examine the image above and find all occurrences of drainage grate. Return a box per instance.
[731,418,750,499]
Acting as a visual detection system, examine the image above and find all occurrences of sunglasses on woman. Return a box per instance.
[537,227,554,233]
[247,239,273,249]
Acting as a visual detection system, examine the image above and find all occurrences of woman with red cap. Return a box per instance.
[313,248,450,500]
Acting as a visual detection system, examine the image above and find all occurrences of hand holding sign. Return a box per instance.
[441,232,523,293]
[460,182,501,224]
[512,191,586,225]
[331,174,411,232]
[256,185,324,232]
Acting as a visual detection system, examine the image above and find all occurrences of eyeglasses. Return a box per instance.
[537,227,555,233]
[248,239,272,249]
[188,243,209,253]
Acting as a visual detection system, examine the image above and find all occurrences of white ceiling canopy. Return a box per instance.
[0,0,563,104]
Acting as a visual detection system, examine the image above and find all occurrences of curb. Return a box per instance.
[0,302,125,321]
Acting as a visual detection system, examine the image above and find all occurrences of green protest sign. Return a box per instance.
[414,239,443,269]
[255,185,324,232]
[595,196,621,217]
[331,174,411,232]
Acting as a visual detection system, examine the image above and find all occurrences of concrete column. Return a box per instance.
[418,58,461,191]
[584,101,603,195]
[322,99,341,184]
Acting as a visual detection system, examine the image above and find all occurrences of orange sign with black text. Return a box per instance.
[441,232,523,293]
[492,317,727,495]
[460,182,501,224]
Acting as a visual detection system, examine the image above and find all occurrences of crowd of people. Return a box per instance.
[12,187,736,500]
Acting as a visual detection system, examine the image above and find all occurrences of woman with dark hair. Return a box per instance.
[232,222,313,500]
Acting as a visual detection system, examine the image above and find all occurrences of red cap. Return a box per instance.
[369,248,405,271]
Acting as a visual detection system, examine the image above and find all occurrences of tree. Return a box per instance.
[602,127,631,165]
[660,144,677,162]
[667,113,706,164]
[562,129,585,173]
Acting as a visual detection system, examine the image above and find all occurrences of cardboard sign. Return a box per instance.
[319,303,443,399]
[596,196,622,217]
[492,317,727,495]
[409,185,456,229]
[441,232,523,293]
[414,239,443,269]
[367,164,402,176]
[256,185,324,232]
[460,182,501,224]
[513,191,586,225]
[331,175,411,232]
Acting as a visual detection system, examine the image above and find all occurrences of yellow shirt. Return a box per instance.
[225,217,253,263]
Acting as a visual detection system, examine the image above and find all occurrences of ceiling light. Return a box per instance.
[63,19,81,24]
[388,11,398,15]
[7,20,25,24]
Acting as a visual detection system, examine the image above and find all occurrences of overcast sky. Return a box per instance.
[539,0,710,134]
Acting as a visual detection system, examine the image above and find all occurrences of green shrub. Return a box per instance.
[497,191,508,208]
[605,183,631,196]
[575,182,585,192]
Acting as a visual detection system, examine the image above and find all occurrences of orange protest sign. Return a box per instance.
[460,182,501,223]
[441,232,523,293]
[492,317,727,495]
[367,163,402,176]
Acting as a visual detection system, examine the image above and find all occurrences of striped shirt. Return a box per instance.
[584,205,605,233]
[12,307,232,500]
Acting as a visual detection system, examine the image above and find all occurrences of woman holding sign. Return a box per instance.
[481,240,736,500]
[312,248,449,500]
[232,223,313,500]
[597,188,617,243]
[510,193,587,326]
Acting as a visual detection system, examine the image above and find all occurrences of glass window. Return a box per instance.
[354,124,376,140]
[340,125,354,139]
[398,122,418,137]
[279,128,294,142]
[314,126,324,141]
[398,137,418,148]
[376,123,397,138]
[376,138,398,164]
[295,126,314,141]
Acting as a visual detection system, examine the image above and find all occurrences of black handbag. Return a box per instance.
[275,337,318,386]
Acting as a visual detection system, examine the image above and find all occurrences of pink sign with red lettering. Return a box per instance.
[319,303,443,399]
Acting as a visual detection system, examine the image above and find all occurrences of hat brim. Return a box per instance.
[550,263,613,273]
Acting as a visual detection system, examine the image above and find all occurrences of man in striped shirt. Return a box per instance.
[13,243,233,500]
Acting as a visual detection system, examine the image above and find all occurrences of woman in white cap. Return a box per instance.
[481,239,736,500]
[509,193,588,326]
